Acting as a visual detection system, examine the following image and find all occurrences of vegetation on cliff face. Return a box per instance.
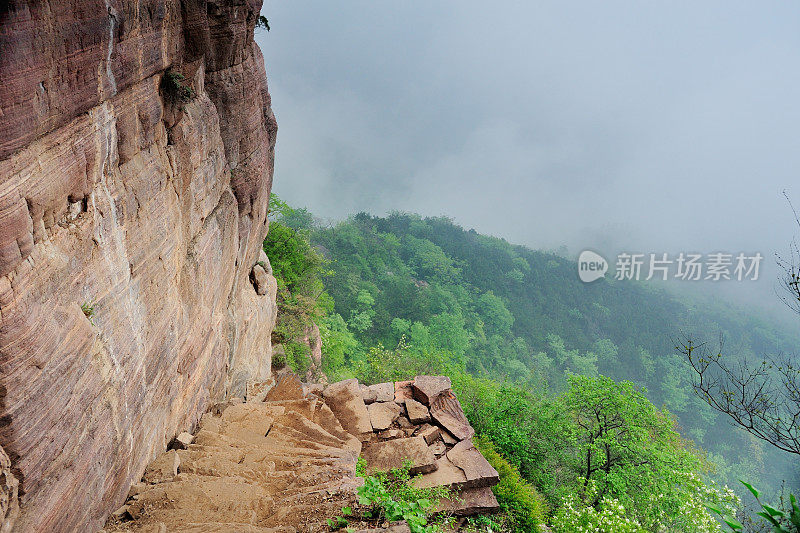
[264,196,798,531]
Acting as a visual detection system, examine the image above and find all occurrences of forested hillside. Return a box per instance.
[264,197,799,531]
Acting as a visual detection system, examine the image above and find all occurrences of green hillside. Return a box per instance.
[265,199,799,531]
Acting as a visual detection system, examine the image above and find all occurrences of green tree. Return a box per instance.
[561,375,727,531]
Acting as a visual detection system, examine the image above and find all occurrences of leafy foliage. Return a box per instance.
[256,14,270,31]
[161,69,195,106]
[300,211,795,495]
[709,481,800,532]
[474,437,548,531]
[328,460,450,533]
[263,201,798,530]
[264,195,332,373]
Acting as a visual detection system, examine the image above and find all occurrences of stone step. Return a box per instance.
[314,402,363,454]
[261,501,356,532]
[272,409,352,449]
[262,398,318,420]
[264,371,306,402]
[127,475,275,524]
[106,373,502,531]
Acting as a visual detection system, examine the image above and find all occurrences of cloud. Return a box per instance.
[257,0,800,313]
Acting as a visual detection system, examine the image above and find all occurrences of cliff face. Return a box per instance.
[0,1,277,531]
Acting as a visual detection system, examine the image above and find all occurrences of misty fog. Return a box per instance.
[257,1,800,319]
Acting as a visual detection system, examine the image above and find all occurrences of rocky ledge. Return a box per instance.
[105,374,499,532]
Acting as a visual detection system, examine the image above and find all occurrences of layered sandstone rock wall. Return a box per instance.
[0,1,277,530]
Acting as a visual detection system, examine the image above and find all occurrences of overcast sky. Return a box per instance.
[256,2,800,315]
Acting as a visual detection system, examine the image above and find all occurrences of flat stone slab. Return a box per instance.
[413,456,467,489]
[436,486,500,516]
[430,391,474,441]
[404,398,431,424]
[362,437,437,476]
[173,432,194,450]
[369,382,395,402]
[446,441,499,488]
[323,379,373,436]
[367,401,402,431]
[412,376,452,405]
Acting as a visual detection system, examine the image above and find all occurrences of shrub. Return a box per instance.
[551,485,645,533]
[161,69,195,106]
[474,437,547,532]
[328,460,450,533]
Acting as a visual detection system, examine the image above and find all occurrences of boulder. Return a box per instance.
[415,424,441,445]
[430,391,474,441]
[368,402,402,431]
[361,437,437,475]
[258,250,273,275]
[446,441,500,488]
[394,381,414,402]
[360,384,377,404]
[172,432,195,450]
[436,486,500,516]
[143,450,180,484]
[110,505,130,520]
[411,376,452,405]
[404,398,431,424]
[323,379,373,436]
[250,263,270,295]
[369,382,395,403]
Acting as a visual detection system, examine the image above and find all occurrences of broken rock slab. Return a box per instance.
[415,424,441,445]
[369,382,395,403]
[394,381,414,402]
[367,402,402,431]
[446,440,500,488]
[171,432,195,450]
[437,486,500,516]
[404,398,431,424]
[412,376,452,405]
[430,391,475,441]
[324,379,373,437]
[361,437,437,476]
[413,456,467,489]
[360,384,377,404]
